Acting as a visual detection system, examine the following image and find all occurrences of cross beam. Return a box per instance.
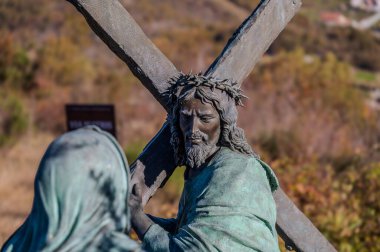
[67,1,336,251]
[205,0,301,84]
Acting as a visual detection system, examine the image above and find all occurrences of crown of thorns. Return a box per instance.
[167,73,246,106]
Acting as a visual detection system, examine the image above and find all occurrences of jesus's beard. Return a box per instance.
[185,143,214,169]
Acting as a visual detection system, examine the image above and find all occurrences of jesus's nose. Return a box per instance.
[191,117,201,134]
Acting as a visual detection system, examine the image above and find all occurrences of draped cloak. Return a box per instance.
[143,147,280,252]
[1,126,140,252]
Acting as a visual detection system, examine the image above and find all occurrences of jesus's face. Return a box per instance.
[179,97,221,169]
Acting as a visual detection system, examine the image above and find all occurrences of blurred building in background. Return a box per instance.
[320,11,351,27]
[351,0,380,12]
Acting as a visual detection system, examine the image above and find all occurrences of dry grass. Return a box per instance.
[0,132,54,244]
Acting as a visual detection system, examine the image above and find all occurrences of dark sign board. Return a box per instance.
[65,104,116,138]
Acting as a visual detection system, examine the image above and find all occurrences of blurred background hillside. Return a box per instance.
[1,0,380,251]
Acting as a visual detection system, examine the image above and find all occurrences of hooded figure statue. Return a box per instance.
[1,126,140,252]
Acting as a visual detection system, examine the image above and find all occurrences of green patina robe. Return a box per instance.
[143,147,280,252]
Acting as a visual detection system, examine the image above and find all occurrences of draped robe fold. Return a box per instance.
[1,126,140,252]
[143,147,280,252]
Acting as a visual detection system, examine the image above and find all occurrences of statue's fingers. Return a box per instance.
[134,183,143,198]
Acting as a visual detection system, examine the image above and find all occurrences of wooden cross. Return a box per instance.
[67,1,336,251]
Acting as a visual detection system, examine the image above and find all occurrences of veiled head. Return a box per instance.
[2,126,139,252]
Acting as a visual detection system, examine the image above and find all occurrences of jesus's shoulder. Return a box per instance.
[211,147,279,192]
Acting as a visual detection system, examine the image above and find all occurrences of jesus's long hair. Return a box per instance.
[168,85,258,167]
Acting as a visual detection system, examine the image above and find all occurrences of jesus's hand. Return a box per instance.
[129,183,153,240]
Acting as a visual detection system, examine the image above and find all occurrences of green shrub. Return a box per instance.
[274,159,380,251]
[0,33,35,91]
[355,70,376,83]
[161,166,185,199]
[37,37,95,87]
[0,91,28,146]
[124,140,147,165]
[257,130,302,161]
[253,49,368,128]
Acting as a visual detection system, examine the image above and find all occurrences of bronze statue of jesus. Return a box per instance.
[129,74,280,251]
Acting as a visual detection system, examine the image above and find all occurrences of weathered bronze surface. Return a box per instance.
[130,75,280,251]
[1,127,140,251]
